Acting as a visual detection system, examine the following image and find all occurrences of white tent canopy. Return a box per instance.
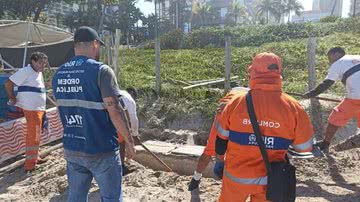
[0,20,74,69]
[0,20,72,48]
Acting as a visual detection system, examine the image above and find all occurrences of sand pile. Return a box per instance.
[1,145,360,202]
[0,149,220,202]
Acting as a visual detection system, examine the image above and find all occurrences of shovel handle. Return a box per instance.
[286,92,341,103]
[135,136,173,172]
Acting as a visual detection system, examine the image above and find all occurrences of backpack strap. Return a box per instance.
[245,91,272,174]
[341,63,360,85]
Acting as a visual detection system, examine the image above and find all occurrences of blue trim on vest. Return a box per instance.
[18,86,46,93]
[229,131,292,150]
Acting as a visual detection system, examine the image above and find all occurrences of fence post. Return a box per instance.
[155,0,161,95]
[225,34,232,92]
[104,34,112,66]
[307,37,323,139]
[113,29,121,78]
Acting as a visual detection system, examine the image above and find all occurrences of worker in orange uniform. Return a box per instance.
[5,52,48,173]
[214,52,314,202]
[304,47,360,152]
[188,88,245,191]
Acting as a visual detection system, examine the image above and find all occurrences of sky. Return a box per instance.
[135,0,352,17]
[135,0,154,16]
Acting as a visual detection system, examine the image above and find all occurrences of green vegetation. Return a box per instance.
[119,31,360,118]
[154,17,360,49]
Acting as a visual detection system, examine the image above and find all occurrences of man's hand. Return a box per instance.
[303,80,335,99]
[188,178,201,191]
[5,80,16,105]
[213,161,224,179]
[125,142,136,159]
[302,91,312,99]
[133,136,142,146]
[103,96,135,158]
[45,80,52,89]
[7,98,17,106]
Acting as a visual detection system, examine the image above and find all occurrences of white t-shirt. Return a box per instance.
[9,65,46,111]
[326,55,360,99]
[119,90,139,136]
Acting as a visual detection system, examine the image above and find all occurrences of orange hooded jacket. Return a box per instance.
[203,88,246,156]
[216,53,314,200]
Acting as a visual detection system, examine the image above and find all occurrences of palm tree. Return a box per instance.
[256,0,282,24]
[283,0,303,23]
[97,0,119,32]
[229,0,251,24]
[192,2,214,26]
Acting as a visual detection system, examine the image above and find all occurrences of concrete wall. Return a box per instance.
[133,141,216,178]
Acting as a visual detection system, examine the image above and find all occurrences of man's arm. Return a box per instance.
[303,79,335,98]
[98,65,135,158]
[4,79,16,104]
[103,96,135,159]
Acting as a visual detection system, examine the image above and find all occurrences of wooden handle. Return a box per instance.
[134,136,173,172]
[286,92,341,103]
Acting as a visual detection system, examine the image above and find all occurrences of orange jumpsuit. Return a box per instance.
[216,53,314,202]
[328,98,360,128]
[23,110,45,171]
[203,89,245,157]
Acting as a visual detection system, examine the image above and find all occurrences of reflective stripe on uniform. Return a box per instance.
[229,131,292,150]
[215,121,229,138]
[18,86,46,93]
[25,146,40,151]
[56,99,105,110]
[224,169,267,185]
[26,154,38,160]
[292,137,313,151]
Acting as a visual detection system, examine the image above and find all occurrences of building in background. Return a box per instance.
[43,2,79,27]
[158,0,276,30]
[350,0,360,16]
[292,0,343,22]
[157,0,232,29]
[313,0,343,16]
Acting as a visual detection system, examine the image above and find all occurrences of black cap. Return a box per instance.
[74,26,105,46]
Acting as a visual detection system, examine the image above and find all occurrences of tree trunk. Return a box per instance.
[288,12,291,23]
[33,0,46,22]
[97,0,102,14]
[126,31,130,48]
[354,0,358,17]
[98,4,106,33]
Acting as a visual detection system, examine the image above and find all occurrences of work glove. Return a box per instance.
[188,178,201,191]
[315,140,330,153]
[213,161,224,179]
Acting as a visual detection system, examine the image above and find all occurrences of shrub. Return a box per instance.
[320,16,341,23]
[160,17,360,49]
[160,29,184,49]
[143,29,186,50]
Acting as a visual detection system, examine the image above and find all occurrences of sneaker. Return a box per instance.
[24,168,35,175]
